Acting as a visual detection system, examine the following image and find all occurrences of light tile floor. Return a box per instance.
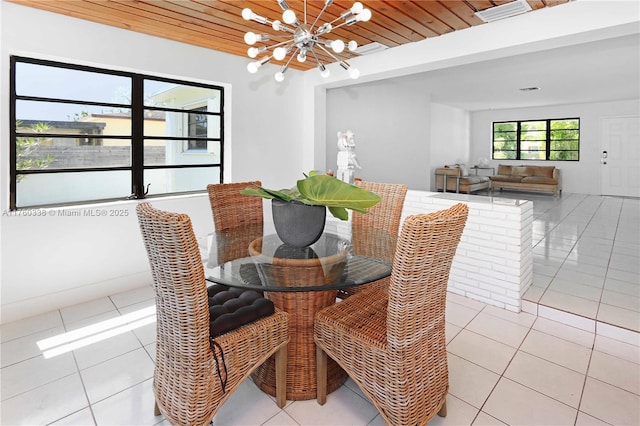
[511,193,638,334]
[1,192,639,425]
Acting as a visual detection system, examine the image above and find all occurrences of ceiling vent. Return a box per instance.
[475,0,532,23]
[353,42,389,55]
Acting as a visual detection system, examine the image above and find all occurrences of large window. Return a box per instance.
[10,56,224,209]
[492,118,579,161]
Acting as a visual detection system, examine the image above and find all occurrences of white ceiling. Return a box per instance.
[393,33,640,112]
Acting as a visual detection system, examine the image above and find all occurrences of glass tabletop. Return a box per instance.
[204,224,395,292]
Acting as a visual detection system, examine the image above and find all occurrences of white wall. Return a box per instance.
[470,99,640,194]
[325,82,470,191]
[430,103,471,190]
[325,78,433,190]
[0,2,306,323]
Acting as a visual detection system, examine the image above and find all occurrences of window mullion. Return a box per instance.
[131,76,144,198]
[546,119,551,160]
[516,121,522,161]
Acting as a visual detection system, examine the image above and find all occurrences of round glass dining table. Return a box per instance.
[204,222,396,401]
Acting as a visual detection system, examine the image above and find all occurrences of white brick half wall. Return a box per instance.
[401,191,533,312]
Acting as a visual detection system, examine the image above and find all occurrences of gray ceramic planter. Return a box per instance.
[271,199,326,247]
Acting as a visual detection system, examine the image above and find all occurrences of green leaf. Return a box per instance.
[240,173,381,220]
[328,206,349,221]
[297,174,381,211]
[240,185,300,202]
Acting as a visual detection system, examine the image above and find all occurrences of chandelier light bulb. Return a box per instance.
[282,9,297,25]
[349,67,360,79]
[244,31,258,45]
[297,51,307,62]
[273,47,287,61]
[247,47,259,58]
[247,62,260,74]
[318,23,332,35]
[351,2,364,14]
[272,20,282,31]
[358,9,372,22]
[331,39,345,53]
[319,65,331,78]
[275,71,285,82]
[241,8,253,20]
[348,40,358,51]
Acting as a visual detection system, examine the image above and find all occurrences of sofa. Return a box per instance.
[490,164,561,196]
[435,165,490,194]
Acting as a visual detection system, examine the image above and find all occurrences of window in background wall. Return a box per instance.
[9,56,224,210]
[492,118,580,161]
[187,106,209,151]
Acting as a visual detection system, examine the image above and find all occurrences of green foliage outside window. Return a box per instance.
[492,118,579,161]
[15,121,53,181]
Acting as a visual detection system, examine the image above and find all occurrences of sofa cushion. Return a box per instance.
[497,164,512,175]
[439,167,462,176]
[532,166,555,178]
[521,176,557,185]
[461,176,490,184]
[511,166,534,177]
[490,175,523,183]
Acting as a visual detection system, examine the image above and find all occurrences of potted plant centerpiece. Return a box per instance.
[241,171,381,247]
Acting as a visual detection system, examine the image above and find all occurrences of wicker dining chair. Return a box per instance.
[337,181,407,299]
[207,181,263,231]
[136,202,289,426]
[315,203,469,426]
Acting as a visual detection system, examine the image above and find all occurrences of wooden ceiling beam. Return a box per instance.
[6,0,570,73]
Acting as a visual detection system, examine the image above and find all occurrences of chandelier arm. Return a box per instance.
[309,48,323,66]
[252,18,295,34]
[267,22,296,34]
[310,1,331,32]
[259,35,296,42]
[316,43,342,63]
[274,25,296,34]
[330,20,356,32]
[266,39,296,49]
[271,21,296,37]
[304,0,307,25]
[283,47,298,69]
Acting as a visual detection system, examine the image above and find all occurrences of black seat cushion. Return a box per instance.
[207,284,275,337]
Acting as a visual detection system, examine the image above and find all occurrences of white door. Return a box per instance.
[601,116,640,197]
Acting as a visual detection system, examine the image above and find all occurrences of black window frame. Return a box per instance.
[9,56,224,210]
[491,118,580,161]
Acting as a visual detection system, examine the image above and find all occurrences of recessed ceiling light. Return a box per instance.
[476,0,532,23]
[519,87,540,91]
[353,42,389,55]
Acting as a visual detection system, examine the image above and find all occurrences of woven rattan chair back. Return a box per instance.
[137,202,289,425]
[352,181,407,235]
[339,181,407,299]
[315,203,468,426]
[387,203,468,347]
[207,181,263,231]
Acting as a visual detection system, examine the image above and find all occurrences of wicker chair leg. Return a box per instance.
[153,401,161,416]
[275,344,288,408]
[316,346,328,405]
[438,400,447,417]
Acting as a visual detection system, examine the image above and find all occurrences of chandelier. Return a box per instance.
[241,0,372,82]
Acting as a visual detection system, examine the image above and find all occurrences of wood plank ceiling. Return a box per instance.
[8,0,570,71]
